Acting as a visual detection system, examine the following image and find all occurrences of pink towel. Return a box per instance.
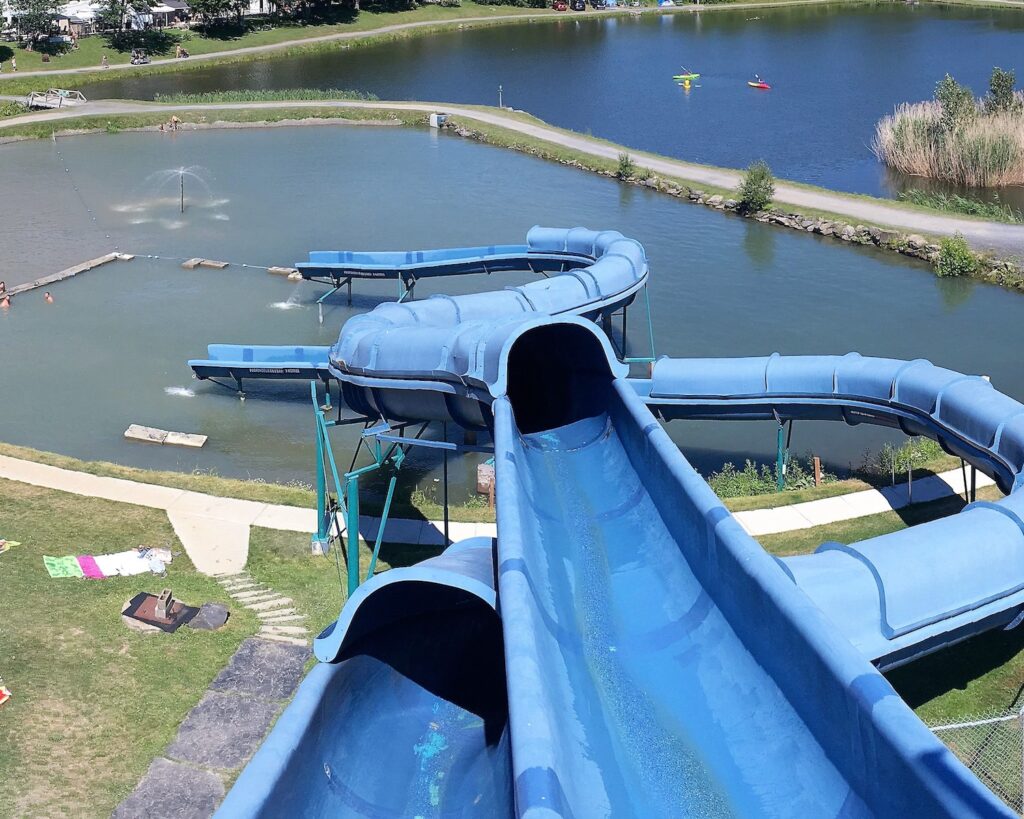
[77,555,105,580]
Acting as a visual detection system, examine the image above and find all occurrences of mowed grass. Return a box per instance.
[247,527,442,641]
[0,477,257,817]
[0,4,548,74]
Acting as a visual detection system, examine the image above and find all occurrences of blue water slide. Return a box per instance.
[216,229,1015,817]
[640,354,1024,669]
[189,344,332,382]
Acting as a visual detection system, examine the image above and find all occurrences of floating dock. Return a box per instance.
[124,424,207,448]
[8,252,133,296]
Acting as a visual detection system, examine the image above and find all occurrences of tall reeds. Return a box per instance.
[873,81,1024,188]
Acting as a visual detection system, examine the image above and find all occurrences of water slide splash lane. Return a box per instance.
[214,228,1015,817]
[640,354,1024,670]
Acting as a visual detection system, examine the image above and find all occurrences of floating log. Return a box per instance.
[124,424,207,448]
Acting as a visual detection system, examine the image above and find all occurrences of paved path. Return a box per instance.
[0,1,827,82]
[732,466,994,536]
[3,98,1023,253]
[0,453,993,572]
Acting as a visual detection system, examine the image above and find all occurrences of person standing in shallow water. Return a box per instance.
[44,292,54,304]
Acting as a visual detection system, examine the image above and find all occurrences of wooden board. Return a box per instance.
[125,424,207,448]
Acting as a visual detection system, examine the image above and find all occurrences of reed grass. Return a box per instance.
[873,96,1024,188]
[152,88,378,103]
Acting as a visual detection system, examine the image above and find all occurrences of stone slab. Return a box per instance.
[209,637,308,700]
[166,691,278,770]
[112,757,224,819]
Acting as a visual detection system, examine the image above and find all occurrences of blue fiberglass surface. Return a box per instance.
[497,409,864,817]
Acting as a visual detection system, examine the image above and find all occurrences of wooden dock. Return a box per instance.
[124,424,207,448]
[181,258,229,270]
[8,252,134,296]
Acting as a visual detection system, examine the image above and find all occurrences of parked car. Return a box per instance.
[569,0,586,9]
[553,0,568,9]
[590,0,607,8]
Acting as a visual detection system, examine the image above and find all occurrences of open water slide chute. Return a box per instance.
[216,228,1019,817]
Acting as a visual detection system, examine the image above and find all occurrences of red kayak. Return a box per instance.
[747,80,771,90]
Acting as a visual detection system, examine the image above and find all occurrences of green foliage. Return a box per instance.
[95,0,157,32]
[0,101,26,119]
[616,152,636,180]
[153,88,378,103]
[15,0,60,39]
[707,455,835,498]
[475,0,547,6]
[897,189,1023,224]
[877,437,945,477]
[935,73,977,131]
[737,159,774,213]
[986,67,1022,114]
[936,233,979,278]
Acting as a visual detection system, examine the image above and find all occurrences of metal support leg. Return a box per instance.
[776,424,786,492]
[347,279,352,306]
[442,422,450,547]
[234,376,245,401]
[621,305,628,357]
[312,411,329,555]
[971,465,977,503]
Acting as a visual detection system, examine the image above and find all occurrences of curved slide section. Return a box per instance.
[217,231,1015,817]
[642,353,1024,669]
[217,538,512,817]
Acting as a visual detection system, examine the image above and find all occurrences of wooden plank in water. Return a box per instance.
[181,258,204,270]
[125,424,207,448]
[8,252,127,296]
[198,259,229,269]
[267,266,299,277]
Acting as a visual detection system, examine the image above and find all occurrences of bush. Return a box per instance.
[616,152,636,180]
[876,438,945,478]
[896,189,1022,224]
[936,74,977,132]
[706,455,835,498]
[986,67,1022,114]
[935,233,979,278]
[737,159,774,213]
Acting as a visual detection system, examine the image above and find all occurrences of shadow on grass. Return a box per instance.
[0,45,13,62]
[104,29,179,55]
[888,626,1024,713]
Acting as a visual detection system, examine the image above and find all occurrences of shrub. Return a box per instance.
[935,233,979,278]
[986,67,1022,114]
[706,455,835,498]
[896,189,1023,224]
[936,74,977,132]
[616,152,636,180]
[737,159,774,213]
[877,438,945,478]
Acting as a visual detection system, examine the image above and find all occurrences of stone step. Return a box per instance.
[216,573,250,584]
[260,625,309,636]
[230,589,275,601]
[221,581,258,593]
[258,632,309,647]
[259,613,307,623]
[245,597,294,612]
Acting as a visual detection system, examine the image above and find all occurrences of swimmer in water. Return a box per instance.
[1,294,10,309]
[44,291,54,304]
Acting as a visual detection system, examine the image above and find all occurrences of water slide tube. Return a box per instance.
[639,354,1024,670]
[217,228,1014,817]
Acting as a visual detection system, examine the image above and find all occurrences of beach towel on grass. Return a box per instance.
[0,540,20,556]
[0,686,10,708]
[77,555,105,579]
[94,551,153,577]
[43,555,84,578]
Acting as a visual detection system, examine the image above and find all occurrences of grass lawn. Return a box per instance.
[0,4,550,74]
[247,527,443,642]
[0,477,258,817]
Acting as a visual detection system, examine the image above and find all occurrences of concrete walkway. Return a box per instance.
[3,99,1022,254]
[0,453,994,573]
[732,467,995,536]
[0,453,494,575]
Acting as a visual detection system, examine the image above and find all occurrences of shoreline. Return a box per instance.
[1,99,1022,264]
[0,0,862,86]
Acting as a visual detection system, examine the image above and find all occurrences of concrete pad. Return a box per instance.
[837,490,897,517]
[445,521,479,543]
[167,691,278,770]
[210,638,308,700]
[166,510,250,575]
[251,504,317,533]
[112,757,224,819]
[257,608,298,619]
[167,492,267,526]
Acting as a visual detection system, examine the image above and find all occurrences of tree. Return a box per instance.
[95,0,157,33]
[986,67,1022,114]
[16,0,59,48]
[737,160,774,214]
[934,74,976,132]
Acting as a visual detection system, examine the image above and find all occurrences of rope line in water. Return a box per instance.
[51,132,117,251]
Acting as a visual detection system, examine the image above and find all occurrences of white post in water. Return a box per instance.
[180,170,185,214]
[498,84,503,109]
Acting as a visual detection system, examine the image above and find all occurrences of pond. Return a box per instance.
[1,124,1020,501]
[77,3,1024,206]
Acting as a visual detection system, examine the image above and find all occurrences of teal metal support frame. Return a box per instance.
[622,284,657,366]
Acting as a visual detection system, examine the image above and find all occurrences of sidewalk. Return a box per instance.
[732,467,994,536]
[0,453,991,574]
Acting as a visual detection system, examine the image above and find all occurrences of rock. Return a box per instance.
[188,602,230,632]
[906,234,927,249]
[707,195,724,207]
[869,227,900,245]
[688,189,704,201]
[724,199,739,209]
[841,226,856,241]
[643,177,658,188]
